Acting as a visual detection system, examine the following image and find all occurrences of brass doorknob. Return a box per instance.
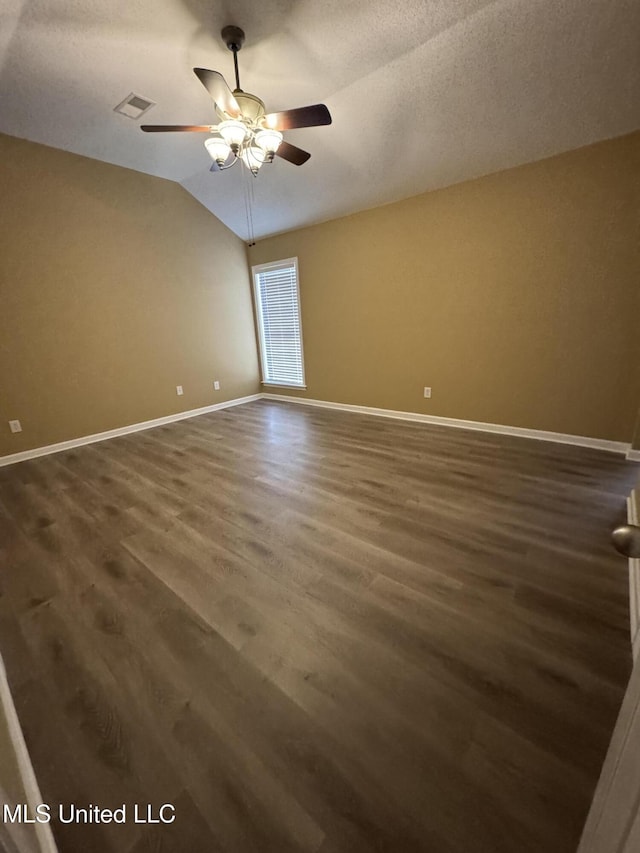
[612,525,640,559]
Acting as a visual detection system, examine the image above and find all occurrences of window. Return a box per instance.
[252,258,306,388]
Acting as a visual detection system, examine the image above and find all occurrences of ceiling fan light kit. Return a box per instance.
[141,26,332,178]
[208,116,281,175]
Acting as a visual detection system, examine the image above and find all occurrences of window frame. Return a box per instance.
[252,257,307,389]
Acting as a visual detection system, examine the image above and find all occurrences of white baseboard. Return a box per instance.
[0,394,262,468]
[1,390,635,468]
[263,393,632,455]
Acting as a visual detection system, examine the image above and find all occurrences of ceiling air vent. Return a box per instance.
[114,93,155,120]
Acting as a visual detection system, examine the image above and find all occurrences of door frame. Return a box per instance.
[577,486,640,852]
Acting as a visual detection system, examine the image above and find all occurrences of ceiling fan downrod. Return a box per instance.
[221,25,245,91]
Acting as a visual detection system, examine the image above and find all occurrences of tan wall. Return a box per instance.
[249,132,640,443]
[0,134,260,457]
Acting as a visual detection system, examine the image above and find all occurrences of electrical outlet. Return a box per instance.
[9,420,22,433]
[213,380,220,391]
[176,385,183,396]
[423,387,432,399]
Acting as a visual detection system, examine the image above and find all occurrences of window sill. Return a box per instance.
[262,382,307,390]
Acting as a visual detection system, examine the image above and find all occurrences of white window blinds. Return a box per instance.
[253,258,305,387]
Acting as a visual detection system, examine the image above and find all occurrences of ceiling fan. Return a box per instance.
[141,25,332,175]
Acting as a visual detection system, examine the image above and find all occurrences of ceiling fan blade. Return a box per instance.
[275,141,311,166]
[263,104,331,131]
[193,68,241,118]
[141,125,215,132]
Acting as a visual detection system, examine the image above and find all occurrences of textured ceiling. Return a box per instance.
[1,0,639,241]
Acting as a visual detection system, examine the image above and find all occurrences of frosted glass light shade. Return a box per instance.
[254,129,283,155]
[204,136,231,164]
[241,146,266,174]
[218,119,247,148]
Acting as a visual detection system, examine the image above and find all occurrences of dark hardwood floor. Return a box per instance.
[0,399,637,852]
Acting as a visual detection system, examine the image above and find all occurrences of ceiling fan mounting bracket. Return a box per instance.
[221,26,245,53]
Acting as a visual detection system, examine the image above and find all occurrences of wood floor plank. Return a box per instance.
[0,399,637,852]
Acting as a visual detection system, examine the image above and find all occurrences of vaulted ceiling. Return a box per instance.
[1,0,639,240]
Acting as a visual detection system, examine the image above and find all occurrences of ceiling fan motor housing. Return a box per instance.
[231,91,266,124]
[221,26,245,52]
